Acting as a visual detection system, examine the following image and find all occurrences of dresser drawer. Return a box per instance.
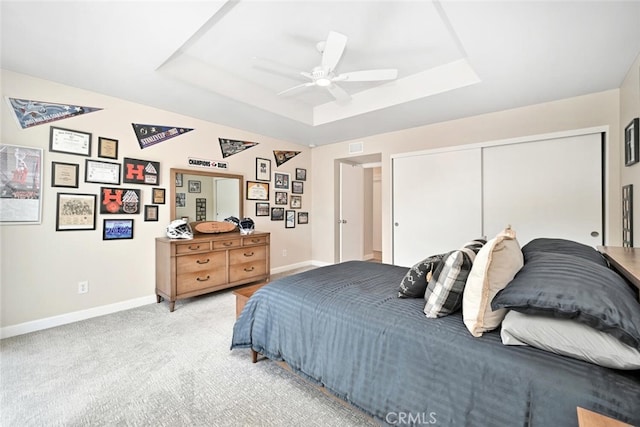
[177,266,227,294]
[229,246,267,264]
[213,238,241,250]
[177,251,226,274]
[242,235,269,246]
[229,261,267,282]
[175,241,211,254]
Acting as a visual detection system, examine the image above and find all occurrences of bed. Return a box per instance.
[231,238,640,426]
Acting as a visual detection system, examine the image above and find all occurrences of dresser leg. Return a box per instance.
[169,301,175,312]
[156,295,162,303]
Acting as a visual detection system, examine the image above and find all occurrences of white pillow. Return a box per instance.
[501,311,640,370]
[462,227,523,337]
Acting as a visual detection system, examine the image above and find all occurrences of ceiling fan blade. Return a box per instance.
[321,31,347,73]
[334,69,398,82]
[326,83,351,103]
[277,82,314,96]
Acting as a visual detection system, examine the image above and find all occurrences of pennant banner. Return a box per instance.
[273,150,301,167]
[219,138,259,158]
[6,97,102,129]
[132,123,194,149]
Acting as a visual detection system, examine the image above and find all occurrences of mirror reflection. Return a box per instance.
[170,168,243,222]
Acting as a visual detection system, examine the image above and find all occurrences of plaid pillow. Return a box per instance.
[398,254,445,298]
[423,239,485,318]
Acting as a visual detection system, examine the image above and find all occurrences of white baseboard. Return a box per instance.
[0,295,157,339]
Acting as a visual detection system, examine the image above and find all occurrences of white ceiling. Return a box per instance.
[2,1,640,147]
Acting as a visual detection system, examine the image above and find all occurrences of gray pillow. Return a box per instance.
[492,251,640,350]
[398,254,444,298]
[521,237,607,267]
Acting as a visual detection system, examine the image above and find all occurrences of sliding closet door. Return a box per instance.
[482,133,602,247]
[393,148,482,267]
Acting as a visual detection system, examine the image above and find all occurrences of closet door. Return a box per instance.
[392,148,482,267]
[482,133,602,247]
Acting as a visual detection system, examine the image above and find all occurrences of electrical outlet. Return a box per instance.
[282,249,287,257]
[78,281,89,294]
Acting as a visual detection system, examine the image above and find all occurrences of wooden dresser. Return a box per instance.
[155,231,270,311]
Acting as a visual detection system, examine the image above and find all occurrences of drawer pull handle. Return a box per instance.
[244,267,255,272]
[251,239,261,243]
[188,245,201,250]
[196,275,210,282]
[244,252,254,257]
[197,259,210,264]
[223,242,233,246]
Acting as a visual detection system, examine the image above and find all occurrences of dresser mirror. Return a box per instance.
[169,168,244,222]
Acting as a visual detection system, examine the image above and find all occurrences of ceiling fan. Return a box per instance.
[277,31,398,103]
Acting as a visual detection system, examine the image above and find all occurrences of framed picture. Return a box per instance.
[275,191,288,205]
[99,187,141,214]
[274,172,290,189]
[175,173,183,187]
[188,180,201,193]
[290,195,302,209]
[144,205,159,222]
[0,144,43,224]
[297,211,309,224]
[152,188,166,204]
[103,218,134,240]
[622,184,633,247]
[51,161,79,188]
[271,207,284,221]
[176,192,186,207]
[122,157,160,185]
[296,168,307,181]
[85,159,121,185]
[55,193,96,231]
[256,202,270,216]
[97,137,118,160]
[624,117,639,166]
[49,126,92,157]
[292,181,304,194]
[195,198,206,221]
[285,210,295,228]
[256,157,271,181]
[246,181,269,201]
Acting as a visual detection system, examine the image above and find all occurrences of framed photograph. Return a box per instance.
[100,187,141,214]
[292,181,304,194]
[290,195,302,209]
[622,184,633,247]
[51,161,79,188]
[275,191,288,205]
[285,210,295,228]
[246,181,269,201]
[49,126,92,157]
[122,157,160,185]
[195,198,206,221]
[297,211,309,224]
[85,159,121,185]
[175,173,183,187]
[274,172,290,189]
[624,117,639,166]
[256,157,271,181]
[103,218,134,240]
[256,202,270,216]
[152,188,166,204]
[97,137,118,159]
[55,193,96,231]
[176,193,186,207]
[296,168,307,181]
[0,144,44,224]
[188,180,201,193]
[271,207,284,221]
[144,205,159,222]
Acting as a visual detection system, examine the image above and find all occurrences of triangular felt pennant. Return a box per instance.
[273,150,301,167]
[132,123,194,149]
[218,138,259,158]
[5,97,102,129]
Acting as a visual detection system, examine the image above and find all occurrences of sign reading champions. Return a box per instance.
[188,157,228,170]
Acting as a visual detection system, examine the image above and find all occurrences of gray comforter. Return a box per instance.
[231,261,640,426]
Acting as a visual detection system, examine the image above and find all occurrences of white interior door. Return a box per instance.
[393,149,482,267]
[482,133,602,247]
[340,162,364,262]
[215,178,240,221]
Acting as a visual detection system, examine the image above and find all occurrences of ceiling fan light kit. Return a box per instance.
[277,31,399,102]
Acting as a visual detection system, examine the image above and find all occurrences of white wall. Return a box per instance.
[311,89,622,265]
[0,70,311,332]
